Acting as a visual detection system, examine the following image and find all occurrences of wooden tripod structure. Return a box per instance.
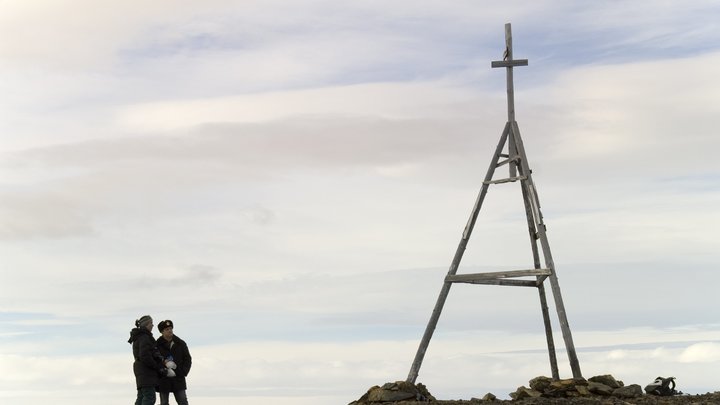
[406,23,582,384]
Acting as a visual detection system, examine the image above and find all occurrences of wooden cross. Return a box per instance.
[491,23,528,123]
[405,23,583,386]
[492,23,528,178]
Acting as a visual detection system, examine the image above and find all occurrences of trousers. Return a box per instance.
[159,390,189,405]
[135,386,156,405]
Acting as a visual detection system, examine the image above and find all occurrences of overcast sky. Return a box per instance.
[1,1,719,404]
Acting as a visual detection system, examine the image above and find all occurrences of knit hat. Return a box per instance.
[158,319,174,332]
[135,315,153,329]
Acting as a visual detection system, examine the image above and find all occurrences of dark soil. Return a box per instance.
[385,392,720,405]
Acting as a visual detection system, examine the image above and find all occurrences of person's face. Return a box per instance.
[162,327,174,340]
[145,319,154,332]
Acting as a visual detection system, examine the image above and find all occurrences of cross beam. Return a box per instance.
[491,23,528,124]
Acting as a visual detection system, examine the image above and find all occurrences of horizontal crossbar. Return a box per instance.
[452,279,538,287]
[446,268,551,284]
[491,59,529,68]
[496,156,521,168]
[483,175,527,185]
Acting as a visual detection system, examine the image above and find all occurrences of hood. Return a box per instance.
[128,327,152,344]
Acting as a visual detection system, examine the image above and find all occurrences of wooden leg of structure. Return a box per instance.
[406,125,510,384]
[538,284,559,379]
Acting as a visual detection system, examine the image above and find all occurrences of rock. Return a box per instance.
[367,388,414,402]
[509,386,542,400]
[352,374,706,403]
[589,374,623,388]
[353,381,435,403]
[544,378,588,397]
[416,382,436,401]
[588,381,614,396]
[470,392,497,402]
[613,384,643,398]
[529,376,553,392]
[574,385,591,396]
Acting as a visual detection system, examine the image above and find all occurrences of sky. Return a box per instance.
[1,1,719,404]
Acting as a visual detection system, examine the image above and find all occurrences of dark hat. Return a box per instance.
[135,315,153,329]
[158,319,174,332]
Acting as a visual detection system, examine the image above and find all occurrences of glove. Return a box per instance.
[167,368,176,378]
[165,360,177,370]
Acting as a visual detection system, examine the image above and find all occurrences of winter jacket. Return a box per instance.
[128,327,164,388]
[156,334,192,392]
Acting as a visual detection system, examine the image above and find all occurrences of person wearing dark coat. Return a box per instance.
[156,319,192,405]
[128,315,166,405]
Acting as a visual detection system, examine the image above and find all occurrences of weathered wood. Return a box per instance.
[492,23,522,124]
[510,120,582,379]
[508,111,518,178]
[516,149,560,379]
[491,59,529,68]
[496,156,521,168]
[450,279,538,287]
[492,23,527,180]
[538,284,560,379]
[445,269,551,283]
[484,175,527,185]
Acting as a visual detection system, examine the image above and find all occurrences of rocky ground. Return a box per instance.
[376,394,720,404]
[349,376,720,405]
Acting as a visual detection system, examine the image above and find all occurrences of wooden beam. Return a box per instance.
[484,175,527,185]
[445,268,551,283]
[538,284,560,379]
[452,279,538,287]
[496,156,521,168]
[491,59,528,68]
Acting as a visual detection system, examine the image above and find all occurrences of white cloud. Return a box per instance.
[524,51,720,176]
[679,342,720,363]
[114,81,482,131]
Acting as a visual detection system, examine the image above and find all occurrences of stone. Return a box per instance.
[613,384,643,398]
[575,385,591,396]
[380,381,418,401]
[357,380,435,403]
[588,381,614,396]
[545,378,577,397]
[416,382,436,401]
[509,386,542,400]
[529,376,553,392]
[589,374,623,389]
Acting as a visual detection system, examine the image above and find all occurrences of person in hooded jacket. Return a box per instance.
[128,315,166,405]
[156,319,192,405]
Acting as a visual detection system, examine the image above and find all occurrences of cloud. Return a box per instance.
[0,191,95,239]
[114,82,484,130]
[128,264,223,289]
[679,342,720,363]
[521,51,720,182]
[0,81,493,242]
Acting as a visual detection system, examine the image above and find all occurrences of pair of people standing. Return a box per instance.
[128,315,192,405]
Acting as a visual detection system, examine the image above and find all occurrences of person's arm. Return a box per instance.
[138,336,158,369]
[180,342,192,377]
